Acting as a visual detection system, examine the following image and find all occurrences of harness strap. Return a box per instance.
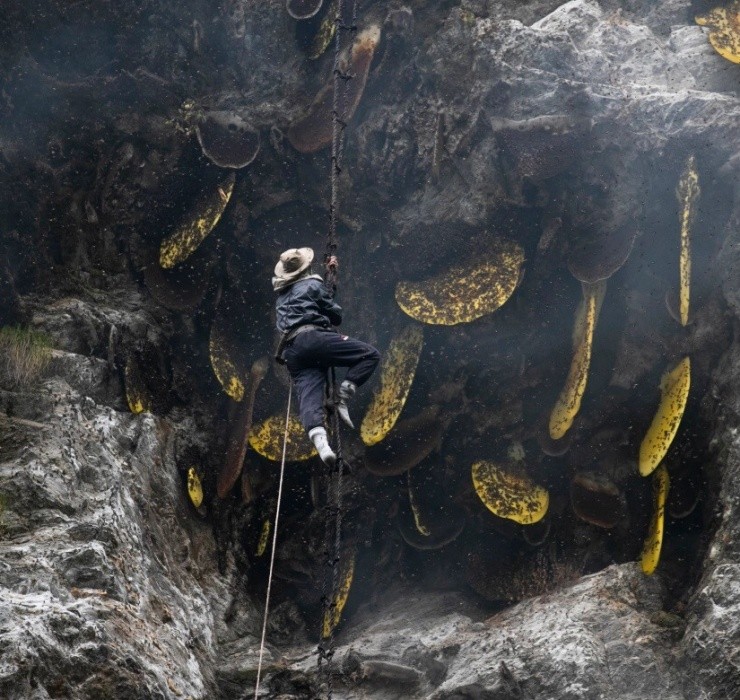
[275,323,331,364]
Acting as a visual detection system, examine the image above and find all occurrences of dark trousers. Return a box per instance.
[283,329,380,431]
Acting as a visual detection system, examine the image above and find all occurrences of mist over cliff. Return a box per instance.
[1,1,740,698]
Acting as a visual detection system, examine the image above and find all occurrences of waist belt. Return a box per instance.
[274,324,331,364]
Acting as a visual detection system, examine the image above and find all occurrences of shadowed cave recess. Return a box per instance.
[2,0,740,698]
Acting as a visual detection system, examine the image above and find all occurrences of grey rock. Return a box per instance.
[669,25,740,94]
[0,300,229,698]
[2,1,740,699]
[680,341,740,700]
[280,565,681,699]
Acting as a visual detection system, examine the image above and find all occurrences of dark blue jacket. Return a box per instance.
[275,275,342,334]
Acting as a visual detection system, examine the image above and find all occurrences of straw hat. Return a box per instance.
[274,247,314,281]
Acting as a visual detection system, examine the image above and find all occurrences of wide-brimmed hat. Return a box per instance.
[274,247,314,280]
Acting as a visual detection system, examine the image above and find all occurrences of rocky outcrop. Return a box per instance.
[0,292,234,698]
[1,0,740,699]
[285,564,683,700]
[680,337,740,700]
[268,338,740,699]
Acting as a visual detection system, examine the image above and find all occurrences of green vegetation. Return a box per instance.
[0,326,52,388]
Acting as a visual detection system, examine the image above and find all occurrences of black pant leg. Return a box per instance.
[291,367,327,431]
[284,334,329,431]
[315,333,380,387]
[284,330,380,431]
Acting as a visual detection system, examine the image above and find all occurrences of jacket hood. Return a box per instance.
[272,272,323,292]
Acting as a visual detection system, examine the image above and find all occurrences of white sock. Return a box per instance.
[308,427,336,466]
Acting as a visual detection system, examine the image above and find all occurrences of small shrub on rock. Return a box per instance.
[0,326,52,388]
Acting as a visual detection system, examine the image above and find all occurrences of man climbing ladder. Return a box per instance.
[273,246,380,465]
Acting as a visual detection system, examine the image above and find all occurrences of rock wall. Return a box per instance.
[0,295,229,698]
[1,0,740,699]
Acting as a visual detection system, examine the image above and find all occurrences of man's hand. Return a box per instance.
[326,255,339,271]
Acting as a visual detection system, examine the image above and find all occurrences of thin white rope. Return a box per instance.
[253,382,292,700]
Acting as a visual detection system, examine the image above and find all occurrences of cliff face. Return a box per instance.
[1,1,740,698]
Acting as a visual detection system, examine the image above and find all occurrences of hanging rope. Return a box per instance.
[253,0,360,693]
[317,1,357,698]
[316,366,346,700]
[252,383,292,700]
[324,0,357,296]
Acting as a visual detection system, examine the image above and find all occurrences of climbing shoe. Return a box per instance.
[308,427,336,467]
[337,380,357,429]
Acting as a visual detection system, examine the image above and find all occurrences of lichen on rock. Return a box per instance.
[695,2,740,64]
[677,155,699,327]
[2,0,740,698]
[639,357,691,478]
[395,239,524,325]
[549,279,606,440]
[249,414,317,462]
[472,460,549,525]
[159,173,235,270]
[641,464,669,576]
[360,324,423,446]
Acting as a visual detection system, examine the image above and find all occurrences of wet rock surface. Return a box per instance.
[0,291,236,699]
[1,0,740,698]
[283,565,683,700]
